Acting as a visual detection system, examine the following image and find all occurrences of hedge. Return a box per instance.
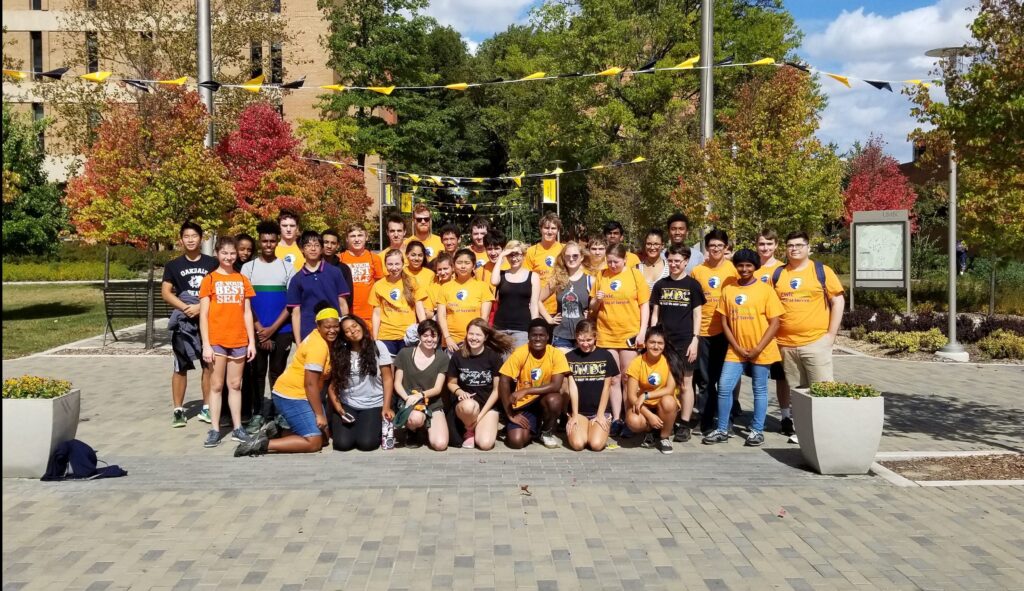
[2,261,137,282]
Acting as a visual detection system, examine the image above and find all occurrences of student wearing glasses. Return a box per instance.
[638,229,669,289]
[539,241,591,352]
[771,231,845,444]
[690,229,739,435]
[490,240,541,349]
[403,204,444,261]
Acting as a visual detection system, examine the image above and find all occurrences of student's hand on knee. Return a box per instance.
[509,414,530,430]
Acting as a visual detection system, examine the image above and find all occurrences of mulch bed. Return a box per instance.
[881,454,1024,481]
[836,334,1022,364]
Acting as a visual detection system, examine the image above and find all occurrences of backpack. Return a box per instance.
[772,261,830,309]
[41,439,127,481]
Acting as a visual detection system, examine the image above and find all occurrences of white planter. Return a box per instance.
[792,390,883,475]
[2,389,81,478]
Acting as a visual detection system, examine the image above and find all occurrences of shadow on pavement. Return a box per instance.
[882,390,1024,452]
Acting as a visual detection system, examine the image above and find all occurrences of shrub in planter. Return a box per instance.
[977,330,1024,360]
[2,376,80,478]
[793,382,883,475]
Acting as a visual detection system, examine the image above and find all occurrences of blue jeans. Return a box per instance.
[717,361,769,433]
[272,393,321,438]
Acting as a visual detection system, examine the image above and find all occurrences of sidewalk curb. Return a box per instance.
[871,450,1023,488]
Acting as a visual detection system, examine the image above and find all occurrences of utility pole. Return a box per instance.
[197,0,215,255]
[698,0,714,147]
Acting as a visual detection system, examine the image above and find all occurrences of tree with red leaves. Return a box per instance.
[217,102,371,233]
[842,136,918,231]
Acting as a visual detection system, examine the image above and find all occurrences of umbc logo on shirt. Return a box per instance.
[760,274,770,283]
[283,254,296,266]
[708,276,720,289]
[544,255,555,268]
[647,372,662,386]
[475,259,485,268]
[609,280,622,291]
[734,294,747,305]
[790,278,802,290]
[425,247,435,257]
[530,368,543,381]
[456,289,469,301]
[389,288,401,301]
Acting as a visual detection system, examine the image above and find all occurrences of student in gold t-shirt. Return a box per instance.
[690,228,739,435]
[499,319,572,449]
[624,326,682,454]
[523,213,564,315]
[438,249,493,351]
[702,249,784,448]
[369,249,428,355]
[755,228,792,437]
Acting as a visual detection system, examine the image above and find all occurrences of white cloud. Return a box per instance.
[422,0,536,38]
[800,0,976,162]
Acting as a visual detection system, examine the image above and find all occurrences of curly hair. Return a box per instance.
[548,240,583,294]
[331,316,379,393]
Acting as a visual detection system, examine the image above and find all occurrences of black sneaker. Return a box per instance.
[702,430,729,445]
[744,431,765,447]
[258,418,279,440]
[658,438,674,455]
[674,424,692,442]
[640,432,656,448]
[234,435,269,457]
[610,419,624,437]
[780,417,794,436]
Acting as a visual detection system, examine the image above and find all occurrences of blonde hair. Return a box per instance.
[385,249,417,309]
[549,240,582,294]
[505,240,526,255]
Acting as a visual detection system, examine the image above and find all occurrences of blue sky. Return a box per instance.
[421,0,976,162]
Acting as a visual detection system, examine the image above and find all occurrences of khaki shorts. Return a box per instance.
[780,335,835,393]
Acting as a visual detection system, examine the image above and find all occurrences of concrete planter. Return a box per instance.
[2,389,81,478]
[792,390,883,475]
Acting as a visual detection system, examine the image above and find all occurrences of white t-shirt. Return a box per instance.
[340,341,393,410]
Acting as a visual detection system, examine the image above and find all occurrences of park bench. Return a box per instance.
[102,280,173,345]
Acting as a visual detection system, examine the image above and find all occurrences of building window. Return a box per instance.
[87,0,97,8]
[31,31,43,74]
[250,41,263,79]
[32,103,45,151]
[86,32,99,73]
[270,43,283,83]
[31,0,42,10]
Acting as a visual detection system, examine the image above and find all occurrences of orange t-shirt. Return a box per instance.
[524,241,563,314]
[690,259,739,337]
[471,247,489,270]
[199,271,255,348]
[368,276,428,341]
[439,277,493,343]
[590,267,650,349]
[717,280,785,364]
[756,259,783,286]
[340,249,385,324]
[625,353,672,406]
[499,344,571,408]
[771,261,845,347]
[403,234,444,261]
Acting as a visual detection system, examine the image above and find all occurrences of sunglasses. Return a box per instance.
[415,217,430,222]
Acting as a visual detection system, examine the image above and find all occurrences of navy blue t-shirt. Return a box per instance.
[286,261,351,339]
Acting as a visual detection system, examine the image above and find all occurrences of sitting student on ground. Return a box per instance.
[499,318,572,449]
[564,319,618,452]
[624,326,682,455]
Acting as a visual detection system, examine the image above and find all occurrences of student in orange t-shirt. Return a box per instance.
[340,223,385,326]
[624,326,682,454]
[702,249,784,448]
[438,249,493,351]
[199,236,257,449]
[589,242,650,437]
[523,213,563,315]
[370,249,428,355]
[755,228,792,436]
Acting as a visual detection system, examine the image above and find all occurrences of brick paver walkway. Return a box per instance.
[3,352,1022,590]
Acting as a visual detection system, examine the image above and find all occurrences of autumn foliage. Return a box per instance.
[842,136,918,230]
[216,102,370,233]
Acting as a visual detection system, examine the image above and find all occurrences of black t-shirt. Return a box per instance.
[651,276,706,346]
[447,348,503,402]
[566,347,619,416]
[161,254,218,300]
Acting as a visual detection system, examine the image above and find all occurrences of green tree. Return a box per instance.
[908,0,1024,265]
[64,88,233,346]
[2,104,67,256]
[672,66,843,244]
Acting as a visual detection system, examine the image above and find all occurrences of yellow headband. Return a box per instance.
[315,308,340,322]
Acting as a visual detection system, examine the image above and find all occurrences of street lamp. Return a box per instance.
[925,46,977,362]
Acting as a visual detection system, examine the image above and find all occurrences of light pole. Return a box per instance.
[925,46,975,362]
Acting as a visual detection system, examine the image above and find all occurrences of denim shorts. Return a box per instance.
[272,393,321,438]
[552,336,575,349]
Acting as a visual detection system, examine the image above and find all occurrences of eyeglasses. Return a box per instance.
[645,242,663,248]
[415,217,430,222]
[786,243,808,250]
[509,252,524,258]
[707,243,726,250]
[565,254,581,260]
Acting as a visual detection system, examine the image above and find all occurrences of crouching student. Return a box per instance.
[447,319,514,450]
[702,249,783,447]
[393,319,450,451]
[328,315,394,451]
[234,303,337,456]
[564,320,618,451]
[499,318,572,449]
[624,326,682,454]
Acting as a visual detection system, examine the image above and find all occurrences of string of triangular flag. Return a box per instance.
[2,58,939,96]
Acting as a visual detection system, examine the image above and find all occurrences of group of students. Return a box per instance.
[161,205,845,457]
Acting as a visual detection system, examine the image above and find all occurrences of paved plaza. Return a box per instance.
[3,336,1023,590]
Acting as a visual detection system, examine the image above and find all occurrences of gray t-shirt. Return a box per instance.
[340,340,393,410]
[553,274,592,341]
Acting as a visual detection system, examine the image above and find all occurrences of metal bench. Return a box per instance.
[102,281,173,345]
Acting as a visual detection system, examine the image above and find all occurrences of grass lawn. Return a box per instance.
[1,284,137,359]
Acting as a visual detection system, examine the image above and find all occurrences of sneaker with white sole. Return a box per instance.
[788,433,799,444]
[231,428,251,443]
[540,430,559,449]
[234,435,269,457]
[744,431,765,447]
[702,430,729,445]
[640,432,656,448]
[245,414,265,434]
[658,438,674,454]
[197,408,212,424]
[172,408,187,428]
[203,429,221,447]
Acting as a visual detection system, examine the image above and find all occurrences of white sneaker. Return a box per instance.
[540,430,560,449]
[788,433,799,444]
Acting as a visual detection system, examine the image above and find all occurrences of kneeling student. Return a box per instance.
[624,326,682,454]
[500,318,571,449]
[564,320,618,451]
